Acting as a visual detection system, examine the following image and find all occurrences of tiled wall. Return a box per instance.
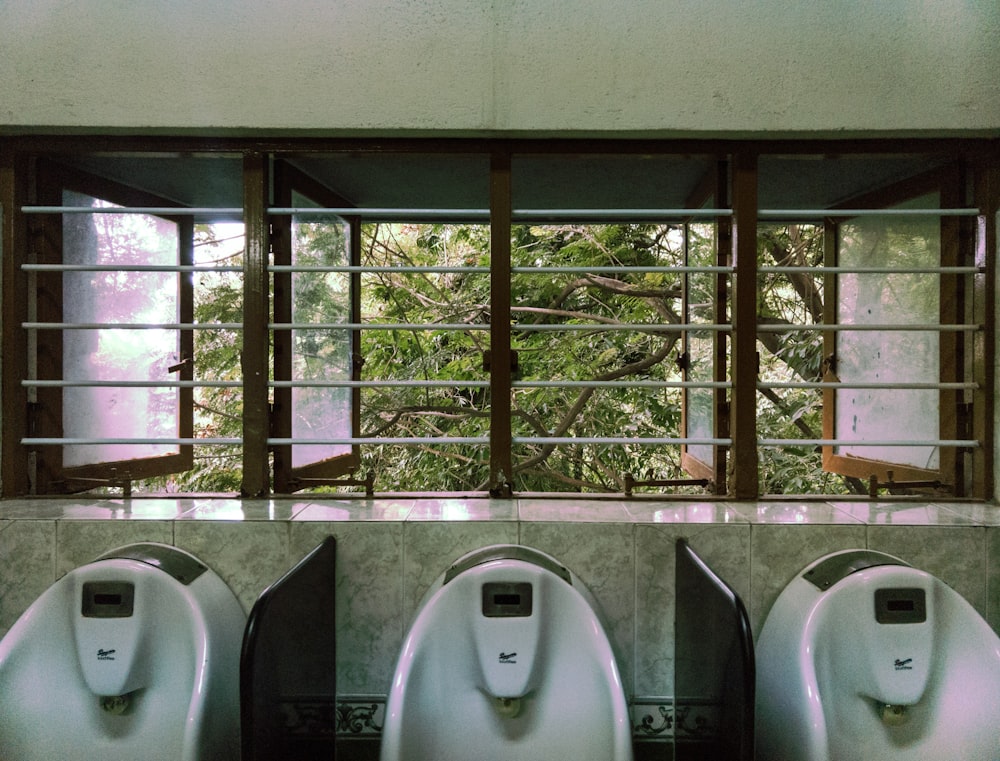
[2,497,999,707]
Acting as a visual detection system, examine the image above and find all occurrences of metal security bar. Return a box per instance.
[757,208,981,218]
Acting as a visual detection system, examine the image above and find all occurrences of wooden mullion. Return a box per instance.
[489,151,513,496]
[241,152,271,497]
[729,153,759,498]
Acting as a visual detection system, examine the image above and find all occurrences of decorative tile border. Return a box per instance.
[336,696,719,743]
[630,698,719,743]
[631,699,674,740]
[336,697,386,738]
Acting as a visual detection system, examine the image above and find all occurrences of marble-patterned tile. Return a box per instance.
[294,499,414,522]
[518,498,632,522]
[55,520,174,578]
[0,498,181,520]
[634,524,750,697]
[634,525,676,698]
[867,525,987,618]
[626,501,750,524]
[93,498,197,519]
[0,520,56,637]
[749,524,867,637]
[519,522,635,695]
[407,498,516,521]
[401,522,518,626]
[935,503,1000,526]
[173,520,291,615]
[987,527,1000,636]
[290,522,404,695]
[178,498,306,521]
[750,501,863,524]
[834,501,981,525]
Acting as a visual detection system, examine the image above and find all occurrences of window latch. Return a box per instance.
[167,357,193,374]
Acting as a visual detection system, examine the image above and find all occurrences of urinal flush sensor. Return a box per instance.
[82,582,135,619]
[482,582,532,618]
[874,588,926,625]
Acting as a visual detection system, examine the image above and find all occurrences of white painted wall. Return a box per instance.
[1,0,998,136]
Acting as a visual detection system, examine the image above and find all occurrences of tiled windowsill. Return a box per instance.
[0,495,998,525]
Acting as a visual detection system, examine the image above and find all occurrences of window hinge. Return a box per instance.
[957,402,974,440]
[821,353,837,379]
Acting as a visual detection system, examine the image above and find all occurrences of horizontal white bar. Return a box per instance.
[512,265,732,274]
[23,380,240,388]
[755,323,980,332]
[22,436,490,446]
[22,206,242,216]
[269,206,489,218]
[759,266,981,275]
[512,209,732,219]
[267,437,489,446]
[20,378,730,391]
[270,380,489,389]
[22,379,971,392]
[18,264,977,277]
[513,436,732,446]
[271,322,489,331]
[23,322,242,330]
[759,438,979,447]
[24,435,975,448]
[513,380,731,389]
[515,323,730,332]
[758,381,977,390]
[22,205,983,220]
[22,438,240,445]
[757,208,980,218]
[29,320,973,334]
[22,264,242,273]
[269,265,490,274]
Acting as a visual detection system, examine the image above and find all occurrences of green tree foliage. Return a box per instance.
[141,218,868,495]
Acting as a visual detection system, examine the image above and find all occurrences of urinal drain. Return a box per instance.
[100,693,131,715]
[878,703,909,727]
[494,697,521,718]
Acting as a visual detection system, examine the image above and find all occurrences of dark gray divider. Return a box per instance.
[241,536,337,760]
[674,538,754,761]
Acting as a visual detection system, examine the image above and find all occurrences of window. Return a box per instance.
[2,139,995,499]
[20,162,195,493]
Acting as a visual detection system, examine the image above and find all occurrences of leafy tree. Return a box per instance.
[137,217,872,495]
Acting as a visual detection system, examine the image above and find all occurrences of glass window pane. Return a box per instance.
[835,194,940,469]
[685,222,719,466]
[62,191,180,468]
[291,195,353,468]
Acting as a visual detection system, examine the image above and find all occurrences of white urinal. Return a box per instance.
[380,545,633,761]
[756,549,1000,761]
[0,543,246,761]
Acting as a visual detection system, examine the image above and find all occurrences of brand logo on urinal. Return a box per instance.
[894,658,913,671]
[97,648,117,661]
[498,651,517,664]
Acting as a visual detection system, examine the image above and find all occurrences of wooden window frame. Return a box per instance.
[820,165,971,496]
[26,161,194,494]
[1,137,995,500]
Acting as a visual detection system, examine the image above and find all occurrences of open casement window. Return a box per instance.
[679,163,730,492]
[30,163,194,493]
[821,168,970,495]
[271,163,360,492]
